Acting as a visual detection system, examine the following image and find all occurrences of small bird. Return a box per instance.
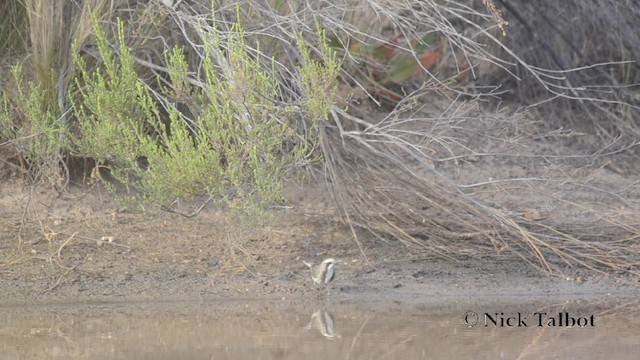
[303,258,341,295]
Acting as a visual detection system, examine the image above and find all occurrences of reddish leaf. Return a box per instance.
[387,50,442,83]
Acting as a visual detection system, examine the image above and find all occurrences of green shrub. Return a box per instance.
[0,64,65,183]
[71,15,339,213]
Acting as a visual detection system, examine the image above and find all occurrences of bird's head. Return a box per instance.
[322,258,341,266]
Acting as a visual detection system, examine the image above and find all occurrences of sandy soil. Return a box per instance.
[1,174,638,306]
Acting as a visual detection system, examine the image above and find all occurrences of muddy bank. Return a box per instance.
[1,180,638,306]
[1,92,639,306]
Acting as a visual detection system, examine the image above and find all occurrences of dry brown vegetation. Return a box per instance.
[0,0,639,281]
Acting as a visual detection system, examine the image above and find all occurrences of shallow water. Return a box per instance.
[2,297,639,359]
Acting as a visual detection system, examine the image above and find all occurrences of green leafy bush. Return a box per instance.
[71,16,339,212]
[0,65,65,183]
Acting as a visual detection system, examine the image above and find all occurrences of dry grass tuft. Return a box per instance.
[321,92,640,278]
